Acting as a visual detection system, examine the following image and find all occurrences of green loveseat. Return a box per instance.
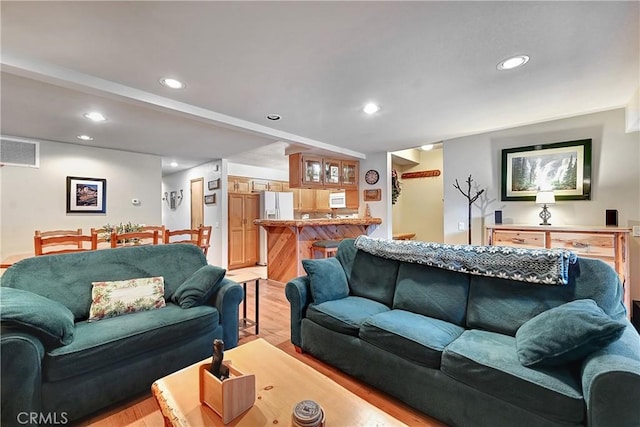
[1,244,243,426]
[286,238,640,427]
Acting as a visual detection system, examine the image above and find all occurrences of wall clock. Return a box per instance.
[365,169,380,185]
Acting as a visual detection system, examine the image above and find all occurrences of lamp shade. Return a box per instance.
[535,191,555,205]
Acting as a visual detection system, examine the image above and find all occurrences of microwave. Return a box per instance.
[329,191,346,208]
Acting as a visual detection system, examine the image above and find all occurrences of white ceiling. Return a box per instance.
[1,1,638,175]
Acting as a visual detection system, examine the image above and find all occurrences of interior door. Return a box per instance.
[191,178,204,229]
[244,194,260,266]
[228,193,245,268]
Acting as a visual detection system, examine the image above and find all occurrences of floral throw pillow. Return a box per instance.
[89,277,166,320]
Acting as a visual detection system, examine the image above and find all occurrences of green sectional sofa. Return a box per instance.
[286,237,640,427]
[1,244,243,426]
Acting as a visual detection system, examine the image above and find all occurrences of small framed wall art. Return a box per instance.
[66,176,107,213]
[204,194,216,205]
[208,179,220,190]
[363,189,381,201]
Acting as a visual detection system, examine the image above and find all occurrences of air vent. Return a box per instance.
[0,136,40,168]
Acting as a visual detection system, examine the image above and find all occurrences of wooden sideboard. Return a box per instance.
[485,224,632,317]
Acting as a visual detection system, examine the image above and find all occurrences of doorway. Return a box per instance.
[191,178,204,229]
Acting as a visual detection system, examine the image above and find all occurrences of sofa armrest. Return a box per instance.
[581,322,640,427]
[285,276,312,348]
[211,278,244,349]
[1,329,45,427]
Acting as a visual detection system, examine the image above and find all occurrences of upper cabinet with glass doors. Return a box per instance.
[289,153,359,189]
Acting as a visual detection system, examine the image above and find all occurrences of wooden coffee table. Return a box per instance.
[152,338,405,426]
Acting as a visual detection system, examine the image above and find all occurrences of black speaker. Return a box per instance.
[605,209,618,227]
[494,210,503,225]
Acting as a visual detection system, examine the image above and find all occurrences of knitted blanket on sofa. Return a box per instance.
[354,236,578,285]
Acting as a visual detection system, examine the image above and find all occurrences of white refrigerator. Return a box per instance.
[259,191,294,265]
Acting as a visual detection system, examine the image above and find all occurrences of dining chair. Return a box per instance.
[110,230,159,248]
[90,228,111,246]
[198,225,212,257]
[164,228,199,245]
[35,229,83,243]
[34,230,98,255]
[140,225,165,242]
[164,226,211,256]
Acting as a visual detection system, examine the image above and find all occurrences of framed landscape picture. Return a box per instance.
[501,139,591,201]
[66,176,107,213]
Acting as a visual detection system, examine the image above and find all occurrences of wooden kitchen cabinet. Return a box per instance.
[341,160,359,188]
[345,189,359,209]
[228,176,251,193]
[291,188,328,211]
[486,224,632,317]
[315,189,330,211]
[251,179,269,192]
[268,181,284,191]
[324,158,342,187]
[289,153,359,189]
[228,193,260,269]
[289,154,323,187]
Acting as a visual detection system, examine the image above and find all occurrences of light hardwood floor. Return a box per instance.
[79,270,446,427]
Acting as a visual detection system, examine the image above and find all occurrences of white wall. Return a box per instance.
[442,108,640,300]
[359,152,391,239]
[392,147,444,242]
[0,140,161,258]
[162,160,225,266]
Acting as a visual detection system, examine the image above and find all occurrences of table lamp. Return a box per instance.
[536,190,555,226]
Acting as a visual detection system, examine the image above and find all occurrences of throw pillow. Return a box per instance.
[302,257,349,304]
[171,265,226,308]
[0,287,75,347]
[89,276,166,320]
[515,299,626,367]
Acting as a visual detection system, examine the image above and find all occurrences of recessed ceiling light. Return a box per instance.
[170,161,178,168]
[363,102,380,114]
[497,55,530,71]
[83,111,106,122]
[266,114,282,121]
[160,78,185,89]
[421,144,434,151]
[77,135,94,141]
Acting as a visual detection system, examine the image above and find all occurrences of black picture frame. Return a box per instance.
[208,179,220,190]
[501,139,592,201]
[204,194,216,205]
[66,176,107,213]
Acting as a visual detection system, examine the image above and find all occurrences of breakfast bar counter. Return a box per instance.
[255,218,382,283]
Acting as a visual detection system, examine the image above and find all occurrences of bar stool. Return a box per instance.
[311,240,341,258]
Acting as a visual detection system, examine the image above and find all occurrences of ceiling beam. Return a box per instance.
[1,54,367,160]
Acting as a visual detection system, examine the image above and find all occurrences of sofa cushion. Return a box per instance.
[516,299,626,367]
[442,329,585,425]
[336,239,399,306]
[0,287,75,347]
[302,257,349,304]
[360,309,464,368]
[44,303,218,382]
[306,296,389,336]
[89,276,166,320]
[171,265,226,308]
[393,263,469,326]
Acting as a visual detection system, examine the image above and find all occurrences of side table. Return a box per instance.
[227,271,262,335]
